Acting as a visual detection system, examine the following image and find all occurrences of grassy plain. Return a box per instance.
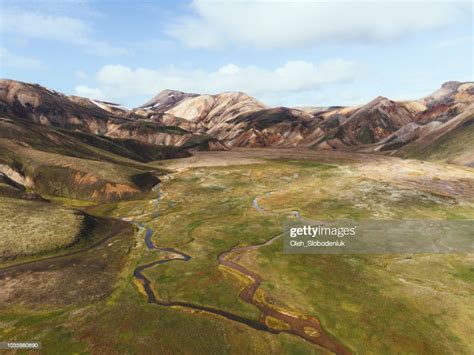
[1,149,473,353]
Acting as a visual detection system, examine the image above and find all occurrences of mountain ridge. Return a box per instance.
[1,78,472,166]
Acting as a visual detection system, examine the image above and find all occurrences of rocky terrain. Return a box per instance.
[0,79,226,151]
[0,79,472,202]
[128,80,473,166]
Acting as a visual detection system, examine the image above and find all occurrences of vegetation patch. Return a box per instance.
[0,197,84,261]
[266,316,291,331]
[0,218,134,306]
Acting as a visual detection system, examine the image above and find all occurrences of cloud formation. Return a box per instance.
[0,8,127,56]
[75,59,358,106]
[166,0,468,49]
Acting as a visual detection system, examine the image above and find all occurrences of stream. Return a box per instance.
[131,183,350,354]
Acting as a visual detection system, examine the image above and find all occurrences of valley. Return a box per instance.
[0,0,474,355]
[1,149,473,354]
[0,79,473,354]
[0,0,472,351]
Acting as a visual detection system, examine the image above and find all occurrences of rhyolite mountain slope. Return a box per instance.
[1,78,473,166]
[415,81,474,123]
[395,104,474,167]
[335,96,417,145]
[133,91,267,135]
[138,81,473,162]
[0,115,179,202]
[137,89,199,112]
[369,82,474,162]
[0,80,199,203]
[0,80,227,150]
[0,79,131,132]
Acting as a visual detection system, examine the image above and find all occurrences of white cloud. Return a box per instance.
[0,8,127,56]
[0,47,41,69]
[75,85,105,100]
[75,59,358,106]
[166,0,469,49]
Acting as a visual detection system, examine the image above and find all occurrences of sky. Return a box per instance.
[0,0,473,108]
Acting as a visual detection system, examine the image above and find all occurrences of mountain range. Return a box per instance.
[0,79,473,197]
[131,80,473,162]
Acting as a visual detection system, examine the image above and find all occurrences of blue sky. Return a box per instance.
[0,0,472,108]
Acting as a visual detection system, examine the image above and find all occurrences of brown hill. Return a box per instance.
[226,107,317,147]
[334,96,417,146]
[132,82,473,166]
[0,79,121,133]
[394,104,474,167]
[415,81,474,124]
[2,78,473,166]
[137,89,199,111]
[0,79,228,151]
[0,115,182,202]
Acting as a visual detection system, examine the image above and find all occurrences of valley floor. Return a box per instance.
[1,149,473,354]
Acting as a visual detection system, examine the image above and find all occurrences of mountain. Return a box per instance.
[137,89,199,112]
[0,80,193,202]
[0,79,227,150]
[0,115,181,202]
[224,107,317,147]
[0,116,191,164]
[0,79,124,133]
[134,83,472,160]
[419,81,474,108]
[312,82,473,161]
[135,91,321,147]
[134,91,266,130]
[365,82,474,157]
[395,104,474,167]
[333,96,418,145]
[1,78,473,166]
[415,81,474,123]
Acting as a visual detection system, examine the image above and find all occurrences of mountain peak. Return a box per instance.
[138,89,198,109]
[373,95,389,102]
[420,81,473,107]
[365,95,391,107]
[213,91,267,107]
[441,81,462,89]
[157,89,194,97]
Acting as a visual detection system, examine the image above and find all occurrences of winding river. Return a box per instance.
[132,183,350,354]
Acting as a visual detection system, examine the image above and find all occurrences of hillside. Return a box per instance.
[395,105,474,167]
[0,80,227,151]
[1,79,473,166]
[0,114,184,203]
[130,81,473,167]
[335,96,417,145]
